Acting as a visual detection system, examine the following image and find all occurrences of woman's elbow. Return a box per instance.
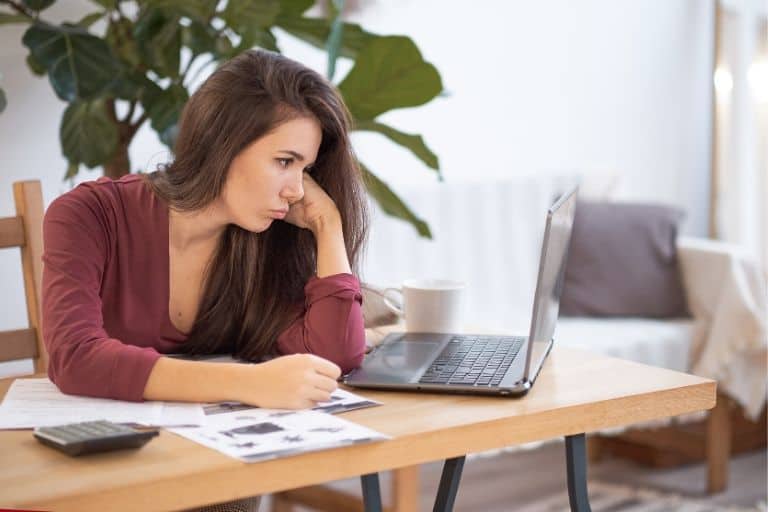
[46,344,96,397]
[338,348,365,374]
[47,363,83,396]
[338,325,366,372]
[309,325,365,373]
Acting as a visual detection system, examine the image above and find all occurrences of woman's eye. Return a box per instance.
[277,158,293,168]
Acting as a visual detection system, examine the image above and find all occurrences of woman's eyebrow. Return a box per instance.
[277,150,305,161]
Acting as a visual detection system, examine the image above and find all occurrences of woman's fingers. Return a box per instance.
[307,387,333,404]
[310,372,339,394]
[307,354,342,380]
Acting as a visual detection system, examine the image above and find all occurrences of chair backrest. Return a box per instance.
[0,180,47,373]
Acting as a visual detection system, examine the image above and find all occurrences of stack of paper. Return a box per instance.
[0,378,205,429]
[0,377,389,463]
[170,404,388,463]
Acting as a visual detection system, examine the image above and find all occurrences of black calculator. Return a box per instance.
[33,420,159,456]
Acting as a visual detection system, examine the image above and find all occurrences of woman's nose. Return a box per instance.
[282,171,304,203]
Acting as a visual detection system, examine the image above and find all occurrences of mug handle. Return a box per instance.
[382,288,404,316]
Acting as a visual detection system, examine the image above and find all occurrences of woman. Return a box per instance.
[42,49,369,412]
[43,49,370,511]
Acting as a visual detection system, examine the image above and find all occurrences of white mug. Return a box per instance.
[383,279,466,333]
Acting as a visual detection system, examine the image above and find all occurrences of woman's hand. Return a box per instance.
[236,353,341,409]
[284,172,351,277]
[284,173,341,235]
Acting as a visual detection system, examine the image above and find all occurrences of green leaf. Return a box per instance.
[0,87,6,114]
[222,0,280,34]
[356,120,440,173]
[26,53,45,76]
[182,21,217,56]
[76,12,104,29]
[338,36,442,120]
[181,20,237,58]
[22,22,119,102]
[107,68,147,100]
[360,162,431,238]
[141,82,188,147]
[0,13,30,25]
[214,33,235,55]
[236,26,279,53]
[278,0,315,17]
[60,100,119,168]
[106,18,141,68]
[64,161,79,179]
[22,0,55,11]
[134,8,181,78]
[276,15,376,60]
[143,0,218,23]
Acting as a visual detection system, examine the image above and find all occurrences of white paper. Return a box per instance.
[201,388,381,417]
[0,378,205,429]
[152,401,208,427]
[170,407,388,463]
[312,387,382,414]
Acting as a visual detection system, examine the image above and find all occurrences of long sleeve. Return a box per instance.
[42,192,162,402]
[276,273,366,373]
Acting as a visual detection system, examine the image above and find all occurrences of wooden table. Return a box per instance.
[0,347,715,512]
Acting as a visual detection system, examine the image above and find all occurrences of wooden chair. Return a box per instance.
[0,180,47,375]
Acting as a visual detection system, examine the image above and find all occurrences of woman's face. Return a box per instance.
[219,116,322,232]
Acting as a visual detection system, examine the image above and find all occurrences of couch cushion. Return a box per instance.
[560,201,690,318]
[555,317,697,372]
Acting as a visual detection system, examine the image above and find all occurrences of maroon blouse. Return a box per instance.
[41,175,365,402]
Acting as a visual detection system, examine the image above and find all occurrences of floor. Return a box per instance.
[261,442,767,511]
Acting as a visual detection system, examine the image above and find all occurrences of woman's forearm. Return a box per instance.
[313,215,351,277]
[142,356,248,403]
[143,353,341,409]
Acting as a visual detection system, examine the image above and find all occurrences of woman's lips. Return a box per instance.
[270,210,288,219]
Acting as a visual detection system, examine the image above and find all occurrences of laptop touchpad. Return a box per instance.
[361,341,440,383]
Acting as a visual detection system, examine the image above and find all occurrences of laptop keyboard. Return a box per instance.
[418,336,525,387]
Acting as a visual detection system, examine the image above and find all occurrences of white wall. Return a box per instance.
[0,1,714,374]
[338,0,713,214]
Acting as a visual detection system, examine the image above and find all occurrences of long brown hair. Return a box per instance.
[147,49,369,361]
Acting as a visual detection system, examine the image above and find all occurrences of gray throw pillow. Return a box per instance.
[559,201,690,318]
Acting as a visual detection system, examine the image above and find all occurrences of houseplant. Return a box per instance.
[0,0,443,236]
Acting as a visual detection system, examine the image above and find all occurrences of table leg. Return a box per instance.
[433,456,466,512]
[565,434,592,512]
[360,473,383,512]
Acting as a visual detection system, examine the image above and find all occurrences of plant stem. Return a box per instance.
[0,0,34,18]
[122,100,136,124]
[130,112,147,134]
[103,98,134,178]
[103,140,131,179]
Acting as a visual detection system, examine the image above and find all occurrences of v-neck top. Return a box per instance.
[41,175,365,402]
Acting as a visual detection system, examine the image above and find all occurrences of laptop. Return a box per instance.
[344,186,578,397]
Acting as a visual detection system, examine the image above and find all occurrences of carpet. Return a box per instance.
[515,482,767,512]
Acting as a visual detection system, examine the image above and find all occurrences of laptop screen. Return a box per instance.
[524,187,577,379]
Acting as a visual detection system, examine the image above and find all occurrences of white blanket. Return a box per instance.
[678,237,768,420]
